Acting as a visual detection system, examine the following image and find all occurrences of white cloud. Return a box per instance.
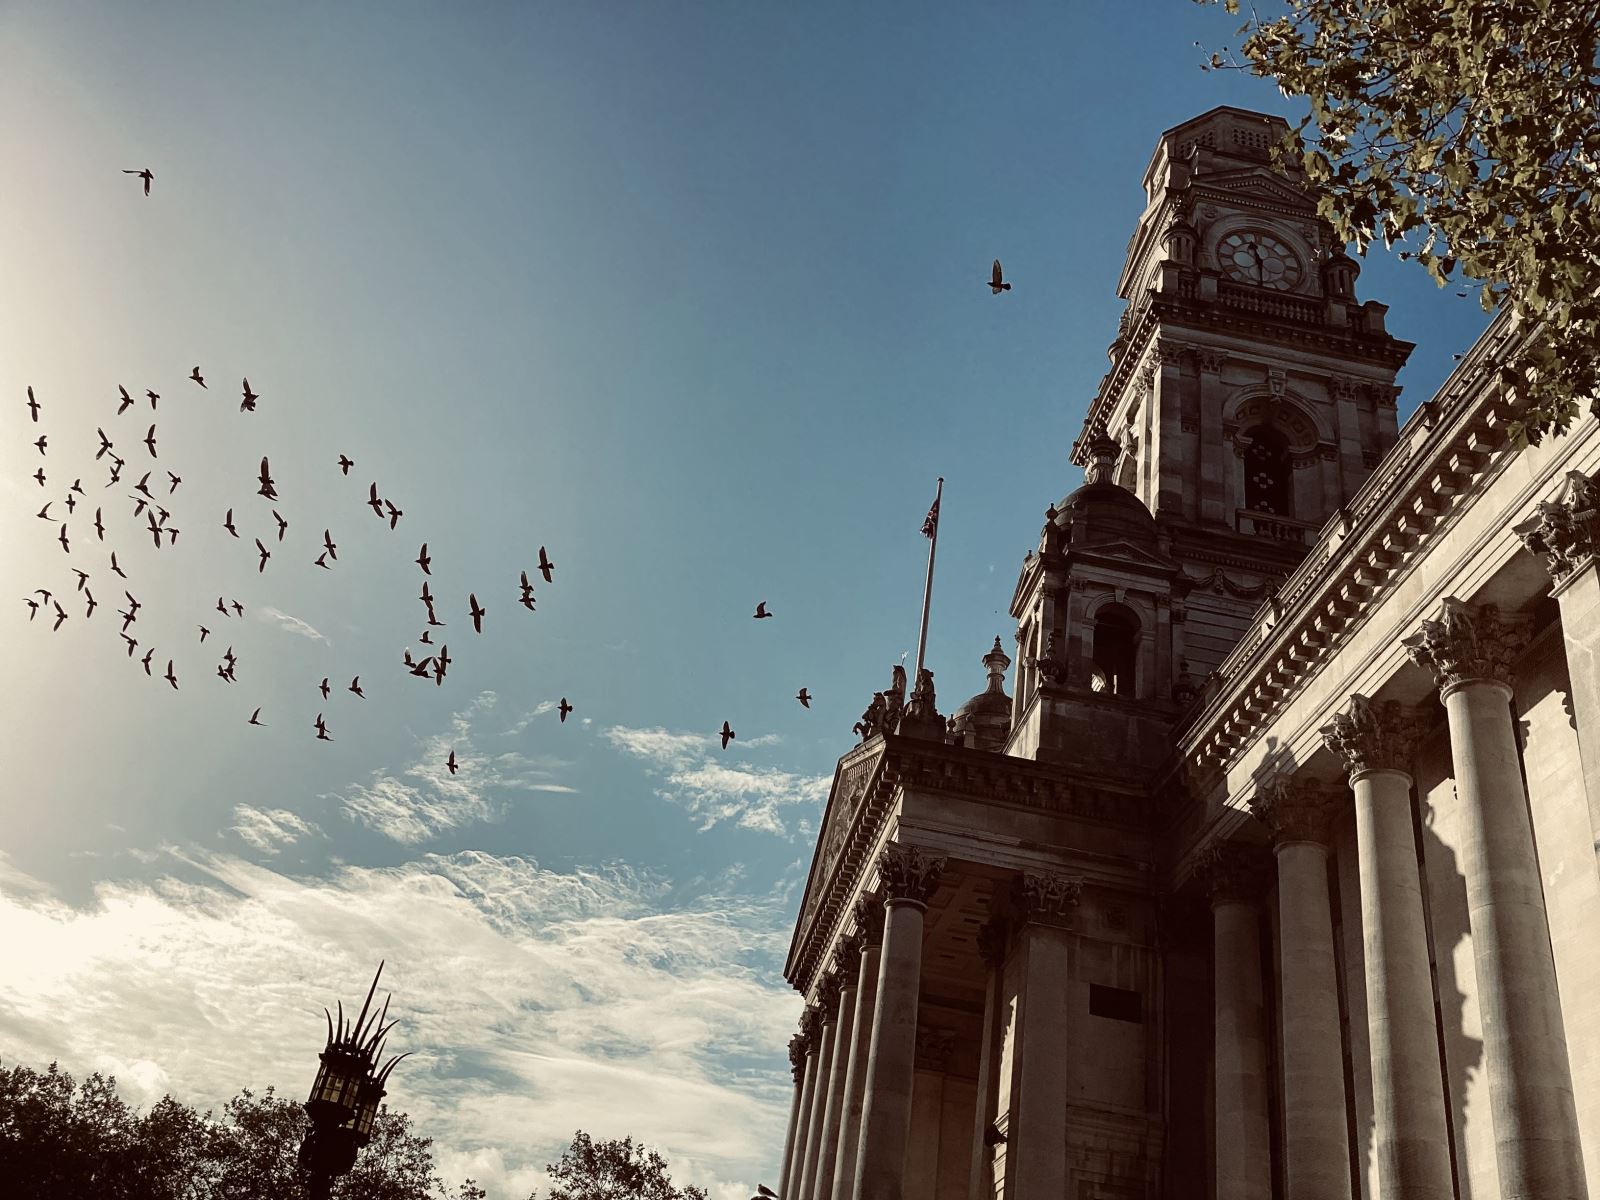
[602,726,830,836]
[256,606,327,643]
[231,806,321,855]
[337,693,575,843]
[0,850,798,1200]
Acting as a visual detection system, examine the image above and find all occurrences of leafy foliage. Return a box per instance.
[542,1131,708,1200]
[0,1060,459,1200]
[1200,0,1600,444]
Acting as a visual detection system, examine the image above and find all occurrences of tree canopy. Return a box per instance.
[543,1131,708,1200]
[1200,0,1600,444]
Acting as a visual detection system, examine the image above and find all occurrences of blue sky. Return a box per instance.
[0,3,1489,1195]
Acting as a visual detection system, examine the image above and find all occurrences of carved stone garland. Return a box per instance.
[1318,693,1426,777]
[1401,598,1530,694]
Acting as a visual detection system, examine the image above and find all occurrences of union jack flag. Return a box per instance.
[921,492,940,539]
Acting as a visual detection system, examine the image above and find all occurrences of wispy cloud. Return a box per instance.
[0,851,797,1199]
[256,606,326,643]
[602,726,829,836]
[231,806,321,855]
[337,693,575,843]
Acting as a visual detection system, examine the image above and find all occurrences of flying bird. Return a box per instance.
[58,524,69,554]
[140,648,155,676]
[248,707,265,726]
[119,608,138,632]
[65,494,77,514]
[117,385,134,415]
[255,538,271,572]
[134,472,153,498]
[84,589,97,617]
[164,660,178,690]
[73,569,88,591]
[796,688,812,708]
[988,258,1012,294]
[146,389,160,409]
[446,750,458,775]
[538,545,554,583]
[720,721,736,749]
[223,508,239,538]
[558,697,572,723]
[110,551,126,578]
[409,655,435,679]
[24,598,38,621]
[315,714,332,741]
[753,601,773,619]
[272,510,288,541]
[96,428,113,459]
[319,677,331,700]
[122,633,138,656]
[257,457,277,500]
[123,167,153,195]
[107,457,124,485]
[198,626,210,642]
[36,502,51,521]
[94,508,105,541]
[33,467,45,487]
[70,479,84,495]
[337,454,354,475]
[468,593,486,633]
[167,471,181,494]
[323,529,337,560]
[518,571,536,611]
[366,484,384,518]
[240,378,259,412]
[143,424,158,457]
[349,676,365,699]
[384,500,402,530]
[231,599,243,617]
[416,543,431,575]
[217,597,230,617]
[315,551,331,569]
[190,365,206,388]
[33,434,47,455]
[51,601,67,632]
[418,630,433,645]
[26,386,39,421]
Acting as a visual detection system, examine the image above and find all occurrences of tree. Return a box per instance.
[541,1131,708,1200]
[1199,0,1600,444]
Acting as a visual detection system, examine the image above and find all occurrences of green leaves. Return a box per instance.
[1196,0,1600,442]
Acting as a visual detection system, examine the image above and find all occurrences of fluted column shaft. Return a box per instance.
[1253,780,1352,1200]
[813,974,859,1200]
[1198,843,1272,1200]
[798,999,840,1200]
[786,1032,821,1200]
[778,1034,808,1197]
[834,935,881,1200]
[1406,599,1589,1198]
[852,844,944,1200]
[967,919,1007,1200]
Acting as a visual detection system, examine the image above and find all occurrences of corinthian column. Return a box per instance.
[798,975,842,1200]
[1003,870,1082,1200]
[778,1031,809,1197]
[852,842,945,1200]
[834,896,884,1200]
[1251,776,1352,1200]
[967,916,1008,1200]
[1321,695,1453,1200]
[785,1007,822,1200]
[1404,599,1589,1198]
[1195,841,1272,1200]
[812,937,863,1200]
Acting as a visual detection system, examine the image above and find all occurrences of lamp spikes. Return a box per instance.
[375,1051,411,1086]
[336,999,345,1043]
[351,962,384,1047]
[324,1007,334,1048]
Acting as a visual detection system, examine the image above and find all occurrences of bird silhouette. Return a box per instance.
[518,571,536,611]
[57,525,69,554]
[255,538,271,573]
[119,608,138,633]
[107,457,124,485]
[146,389,159,409]
[240,378,259,412]
[143,425,158,457]
[558,697,572,723]
[418,630,433,645]
[720,720,736,749]
[318,529,336,560]
[73,569,88,591]
[166,471,181,494]
[538,545,555,583]
[753,601,773,619]
[122,633,139,657]
[367,484,384,518]
[753,1186,779,1200]
[24,598,38,621]
[314,551,331,569]
[796,688,811,708]
[272,510,288,541]
[349,676,365,698]
[116,385,134,415]
[216,597,230,617]
[409,656,435,679]
[198,625,210,642]
[223,508,239,538]
[248,707,265,726]
[70,479,84,495]
[123,168,153,195]
[96,428,113,460]
[141,648,155,676]
[231,600,243,617]
[320,677,331,700]
[34,434,48,455]
[26,386,39,422]
[315,714,332,741]
[33,467,45,487]
[190,366,206,388]
[468,593,486,633]
[257,458,277,500]
[384,500,402,530]
[51,601,67,632]
[989,258,1012,294]
[337,454,354,475]
[416,543,431,575]
[110,551,126,579]
[146,510,163,548]
[84,590,97,618]
[94,508,105,541]
[446,750,458,775]
[134,472,153,499]
[65,494,77,514]
[33,589,51,605]
[164,660,178,690]
[37,502,52,521]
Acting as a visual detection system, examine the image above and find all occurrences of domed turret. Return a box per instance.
[950,637,1013,752]
[1053,432,1161,552]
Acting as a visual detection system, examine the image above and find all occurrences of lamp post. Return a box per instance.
[299,962,409,1200]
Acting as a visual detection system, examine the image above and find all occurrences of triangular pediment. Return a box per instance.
[1198,168,1317,212]
[1068,539,1177,571]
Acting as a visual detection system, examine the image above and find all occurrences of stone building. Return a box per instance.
[774,106,1600,1200]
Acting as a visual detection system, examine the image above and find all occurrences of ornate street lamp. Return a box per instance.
[299,962,409,1200]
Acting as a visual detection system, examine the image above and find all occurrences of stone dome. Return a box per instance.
[950,637,1013,753]
[1054,432,1160,551]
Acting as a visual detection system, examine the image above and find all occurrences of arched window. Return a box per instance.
[1243,425,1293,516]
[1091,604,1140,697]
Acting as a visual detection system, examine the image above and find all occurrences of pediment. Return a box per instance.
[1198,169,1317,213]
[1068,539,1176,571]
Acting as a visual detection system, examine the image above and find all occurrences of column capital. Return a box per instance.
[799,1004,822,1051]
[1197,347,1229,375]
[817,973,842,1018]
[851,890,886,947]
[876,842,946,909]
[788,1032,808,1083]
[830,930,864,988]
[1195,839,1271,906]
[1319,693,1426,777]
[1250,776,1343,847]
[1402,598,1530,696]
[1012,869,1084,928]
[976,916,1011,968]
[915,1027,955,1073]
[1514,468,1600,586]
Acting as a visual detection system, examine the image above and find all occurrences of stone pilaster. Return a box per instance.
[1320,696,1453,1200]
[834,897,883,1200]
[852,845,945,1200]
[812,938,862,1200]
[798,977,842,1200]
[785,1007,823,1200]
[779,1032,809,1197]
[1251,777,1353,1200]
[1003,870,1081,1200]
[968,917,1008,1200]
[1195,841,1273,1200]
[1405,601,1589,1197]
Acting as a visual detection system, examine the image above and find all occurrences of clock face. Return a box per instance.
[1218,231,1303,290]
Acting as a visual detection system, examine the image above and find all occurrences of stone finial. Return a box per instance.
[788,1033,808,1083]
[1514,469,1600,584]
[851,891,886,947]
[983,636,1011,681]
[1013,870,1084,927]
[1402,598,1530,696]
[914,1027,955,1073]
[1083,431,1121,485]
[975,916,1010,968]
[1319,693,1427,776]
[1250,776,1343,847]
[876,842,947,907]
[1194,840,1270,906]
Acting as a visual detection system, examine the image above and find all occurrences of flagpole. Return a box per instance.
[913,477,943,685]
